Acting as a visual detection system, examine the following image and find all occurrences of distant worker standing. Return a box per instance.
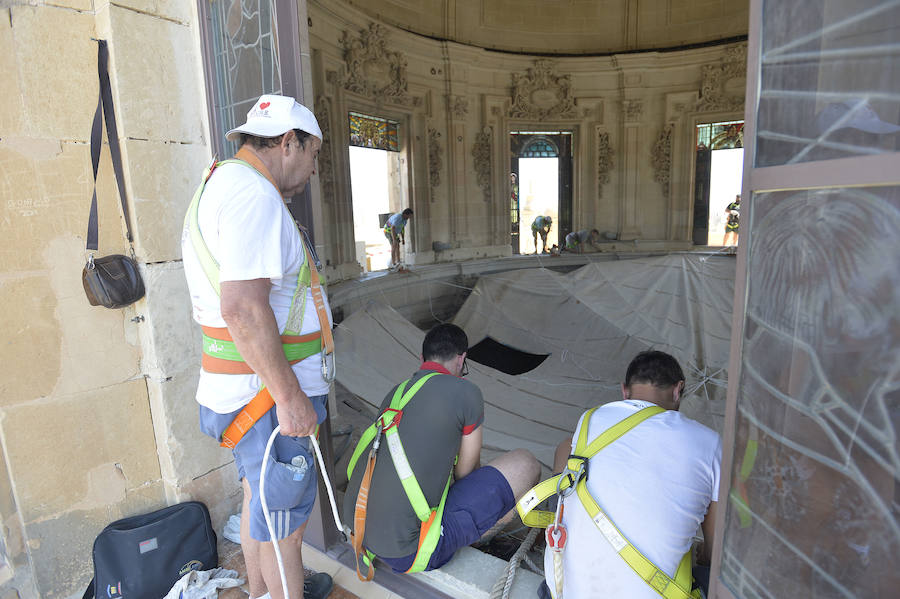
[531,215,553,254]
[564,229,601,254]
[723,194,741,246]
[384,208,413,269]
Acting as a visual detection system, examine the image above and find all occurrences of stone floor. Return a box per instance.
[218,536,362,599]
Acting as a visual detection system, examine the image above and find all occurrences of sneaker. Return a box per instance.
[303,572,334,599]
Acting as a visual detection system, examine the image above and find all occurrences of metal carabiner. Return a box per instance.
[556,460,586,499]
[321,351,336,383]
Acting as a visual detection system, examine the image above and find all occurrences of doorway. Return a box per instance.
[692,121,744,246]
[510,132,573,254]
[347,111,403,272]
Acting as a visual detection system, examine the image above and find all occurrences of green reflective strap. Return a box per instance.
[408,473,453,573]
[201,333,322,363]
[347,419,380,482]
[384,372,441,522]
[184,159,249,297]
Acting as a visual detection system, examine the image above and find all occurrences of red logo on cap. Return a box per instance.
[259,102,270,109]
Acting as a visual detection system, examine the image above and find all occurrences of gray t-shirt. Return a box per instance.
[342,366,484,558]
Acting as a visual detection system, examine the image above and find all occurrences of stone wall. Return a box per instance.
[0,2,230,597]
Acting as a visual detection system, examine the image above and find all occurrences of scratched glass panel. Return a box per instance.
[210,0,282,156]
[720,186,900,597]
[755,0,900,166]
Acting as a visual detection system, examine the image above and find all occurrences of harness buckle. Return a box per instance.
[557,454,588,498]
[380,408,403,432]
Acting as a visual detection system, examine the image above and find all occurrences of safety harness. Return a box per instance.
[517,406,701,599]
[184,149,335,448]
[345,372,454,581]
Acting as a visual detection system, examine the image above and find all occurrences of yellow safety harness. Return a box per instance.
[345,372,455,580]
[517,406,701,599]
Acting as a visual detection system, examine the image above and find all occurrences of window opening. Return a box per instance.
[466,337,549,375]
[510,132,573,254]
[348,112,404,272]
[693,121,744,246]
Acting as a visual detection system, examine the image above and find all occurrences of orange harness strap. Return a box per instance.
[352,452,377,581]
[220,387,275,449]
[201,326,322,375]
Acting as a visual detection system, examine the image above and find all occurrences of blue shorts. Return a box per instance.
[199,394,328,542]
[378,465,515,572]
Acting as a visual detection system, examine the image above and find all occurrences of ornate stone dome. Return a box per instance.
[343,0,749,55]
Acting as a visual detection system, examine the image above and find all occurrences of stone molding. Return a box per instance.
[651,124,674,198]
[314,96,334,203]
[449,95,469,119]
[428,126,443,198]
[472,127,493,202]
[622,99,644,122]
[509,60,577,120]
[596,130,613,198]
[697,44,747,112]
[339,22,420,107]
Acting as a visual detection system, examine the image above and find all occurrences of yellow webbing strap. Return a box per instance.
[516,406,664,526]
[517,405,699,599]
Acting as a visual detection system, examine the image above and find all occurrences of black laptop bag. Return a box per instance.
[83,501,218,599]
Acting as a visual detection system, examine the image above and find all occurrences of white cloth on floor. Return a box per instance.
[163,567,244,599]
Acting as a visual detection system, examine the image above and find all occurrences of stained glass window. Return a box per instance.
[209,0,282,156]
[521,138,559,157]
[348,112,400,151]
[697,121,744,150]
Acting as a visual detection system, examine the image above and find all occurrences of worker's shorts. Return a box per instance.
[379,465,515,572]
[199,394,328,541]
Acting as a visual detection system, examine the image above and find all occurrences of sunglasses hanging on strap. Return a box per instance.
[82,39,145,309]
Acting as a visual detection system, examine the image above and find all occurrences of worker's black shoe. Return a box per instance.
[303,572,334,599]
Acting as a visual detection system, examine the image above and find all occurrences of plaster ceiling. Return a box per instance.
[343,0,749,55]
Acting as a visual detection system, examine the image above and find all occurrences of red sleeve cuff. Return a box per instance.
[462,417,483,436]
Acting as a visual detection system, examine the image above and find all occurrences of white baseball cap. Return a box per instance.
[815,99,900,135]
[226,94,323,141]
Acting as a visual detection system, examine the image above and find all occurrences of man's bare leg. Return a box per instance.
[241,478,308,599]
[479,448,541,539]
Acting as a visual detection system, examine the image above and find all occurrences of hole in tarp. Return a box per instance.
[466,337,549,375]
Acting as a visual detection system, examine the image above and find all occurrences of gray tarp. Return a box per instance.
[334,254,734,468]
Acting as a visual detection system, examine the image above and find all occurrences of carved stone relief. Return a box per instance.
[596,131,613,199]
[428,126,443,198]
[449,95,469,119]
[509,60,578,120]
[697,44,747,112]
[623,99,644,122]
[314,96,334,203]
[651,124,674,198]
[472,127,493,202]
[339,23,420,107]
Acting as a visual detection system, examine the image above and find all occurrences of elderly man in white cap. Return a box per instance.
[182,94,334,599]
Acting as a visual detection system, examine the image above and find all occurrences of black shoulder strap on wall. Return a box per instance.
[86,39,134,252]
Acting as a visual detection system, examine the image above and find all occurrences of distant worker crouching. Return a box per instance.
[532,215,553,254]
[564,229,601,254]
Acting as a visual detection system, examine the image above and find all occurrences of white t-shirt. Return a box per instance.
[386,212,407,232]
[544,400,721,599]
[182,160,333,414]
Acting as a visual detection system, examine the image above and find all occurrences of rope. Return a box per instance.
[489,526,540,599]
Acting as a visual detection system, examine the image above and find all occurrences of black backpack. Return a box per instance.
[83,501,218,599]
